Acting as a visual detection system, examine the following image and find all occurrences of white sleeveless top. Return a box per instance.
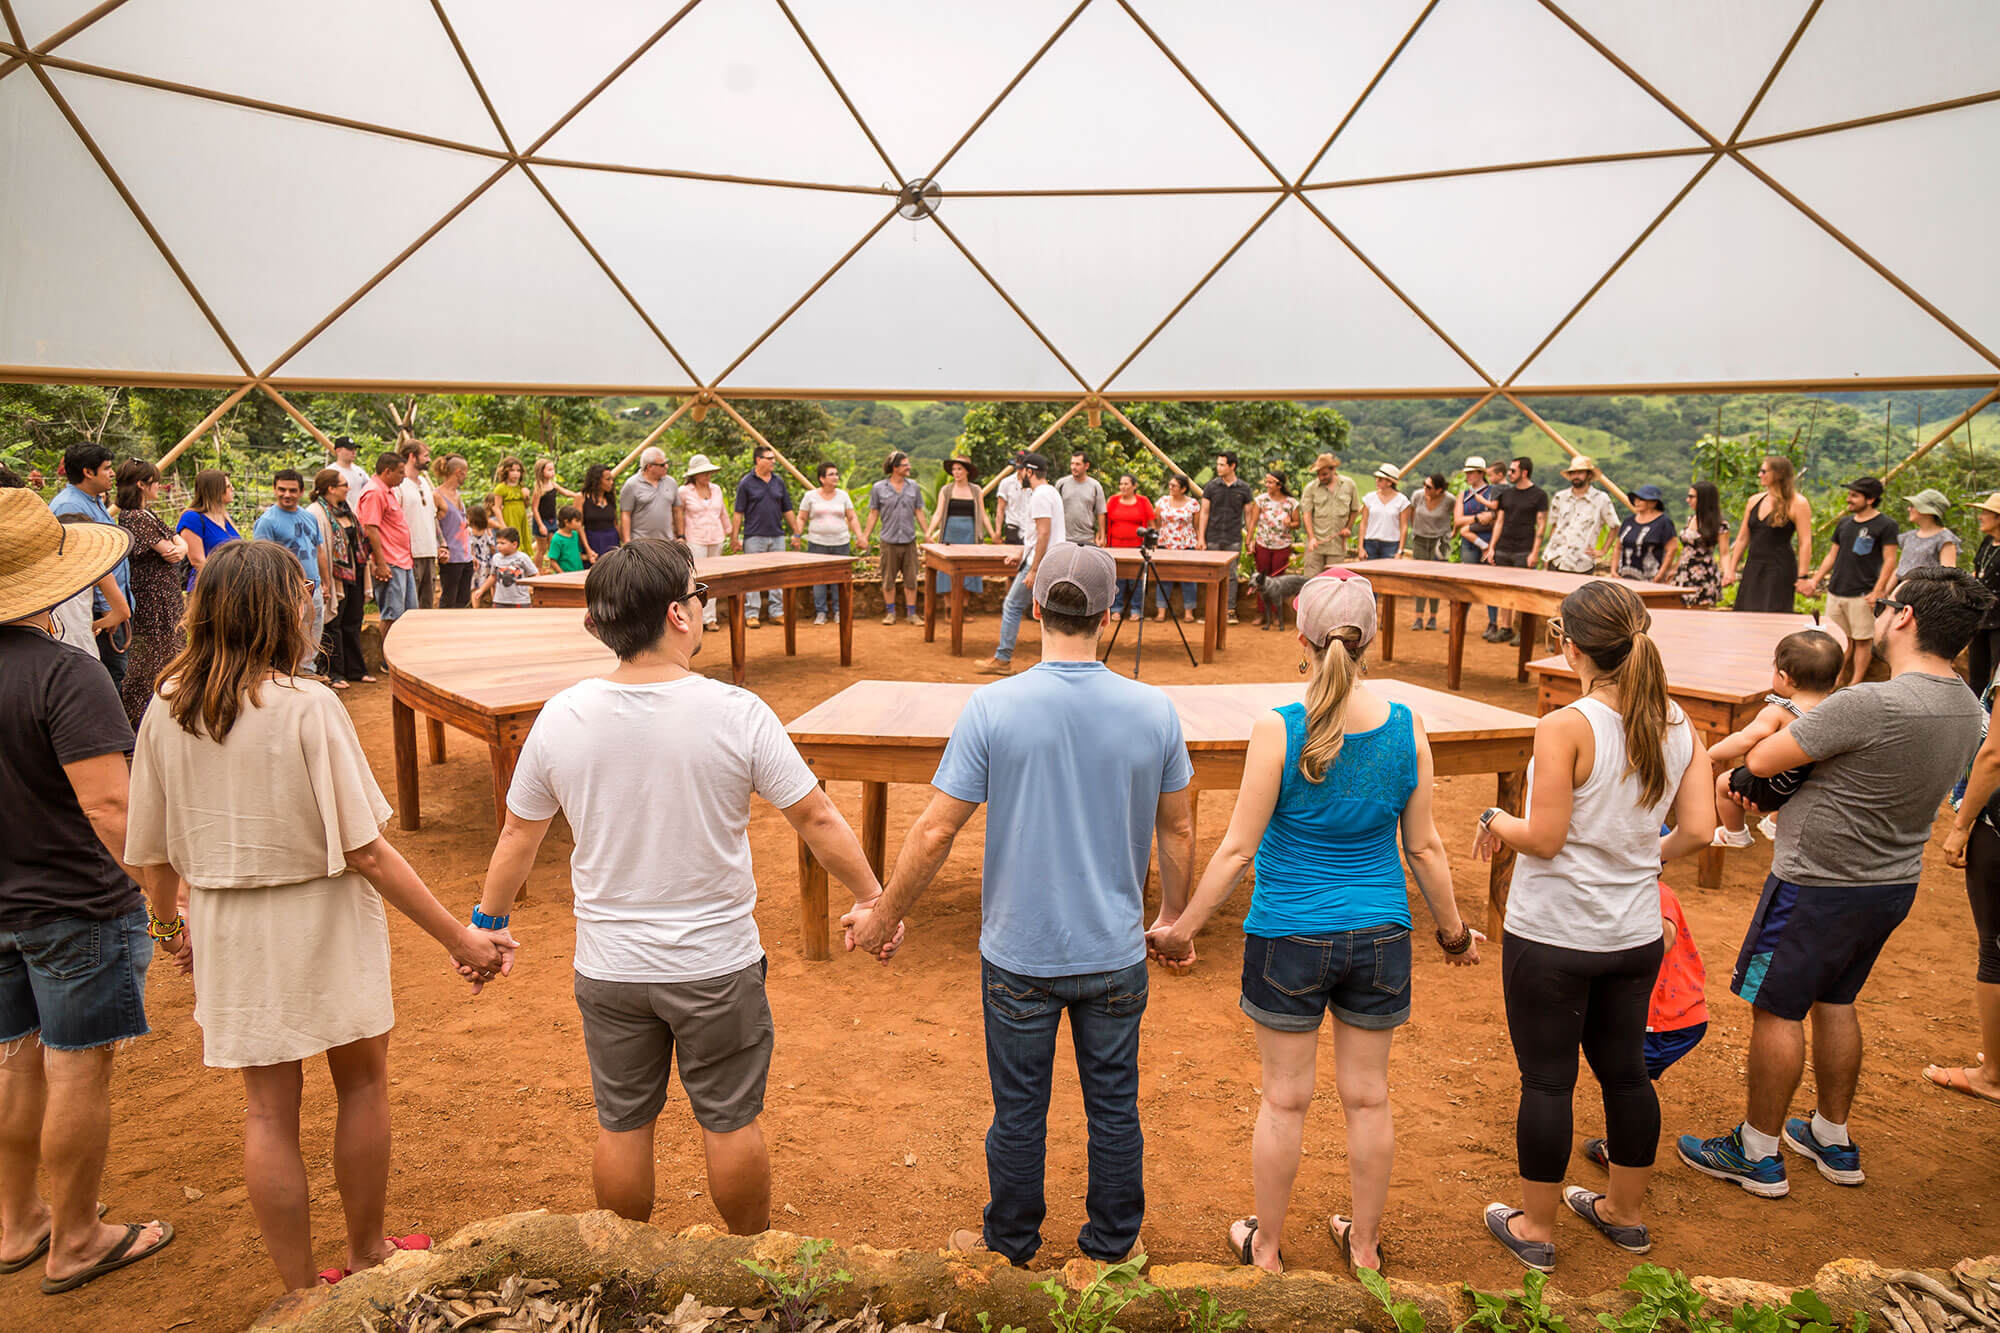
[1505,695,1694,953]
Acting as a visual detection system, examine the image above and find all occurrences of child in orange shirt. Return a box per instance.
[1583,880,1707,1169]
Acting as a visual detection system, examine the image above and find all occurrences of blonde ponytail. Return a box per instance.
[1299,627,1364,783]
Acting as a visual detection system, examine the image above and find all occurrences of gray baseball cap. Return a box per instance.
[1033,542,1115,614]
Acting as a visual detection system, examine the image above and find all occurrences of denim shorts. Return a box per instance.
[0,908,153,1051]
[1240,926,1412,1032]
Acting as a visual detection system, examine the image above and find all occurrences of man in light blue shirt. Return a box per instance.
[847,543,1195,1266]
[49,442,131,688]
[252,469,331,672]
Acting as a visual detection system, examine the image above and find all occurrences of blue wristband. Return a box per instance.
[471,907,509,931]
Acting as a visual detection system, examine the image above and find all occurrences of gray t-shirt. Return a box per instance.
[1055,474,1107,544]
[1773,671,1982,887]
[619,473,680,541]
[1898,526,1960,574]
[868,478,922,544]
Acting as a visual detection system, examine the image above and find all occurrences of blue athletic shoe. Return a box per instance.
[1676,1127,1789,1197]
[1783,1115,1863,1185]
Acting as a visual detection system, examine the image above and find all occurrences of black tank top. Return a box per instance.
[947,495,974,519]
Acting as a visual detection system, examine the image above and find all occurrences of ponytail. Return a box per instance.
[1299,627,1364,783]
[1616,629,1671,807]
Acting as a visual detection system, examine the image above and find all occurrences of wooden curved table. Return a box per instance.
[1354,558,1685,688]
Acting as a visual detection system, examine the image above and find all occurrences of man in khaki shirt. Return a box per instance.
[1300,453,1362,575]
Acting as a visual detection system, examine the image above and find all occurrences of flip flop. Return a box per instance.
[39,1220,174,1294]
[1923,1063,2000,1105]
[1329,1214,1389,1276]
[318,1232,433,1286]
[0,1203,107,1275]
[1228,1216,1279,1268]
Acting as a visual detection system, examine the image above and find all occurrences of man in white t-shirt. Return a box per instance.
[396,438,440,609]
[471,538,890,1232]
[995,456,1024,544]
[328,436,370,497]
[978,451,1067,676]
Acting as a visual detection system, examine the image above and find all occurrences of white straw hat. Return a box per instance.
[1374,463,1402,481]
[0,488,133,624]
[684,453,720,476]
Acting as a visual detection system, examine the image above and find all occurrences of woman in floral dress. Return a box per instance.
[1673,481,1731,608]
[115,458,187,729]
[1153,472,1206,622]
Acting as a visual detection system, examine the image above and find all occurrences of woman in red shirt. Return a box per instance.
[1106,473,1155,621]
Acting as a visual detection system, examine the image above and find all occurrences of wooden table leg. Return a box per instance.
[488,741,520,831]
[798,780,830,962]
[838,577,854,666]
[1697,724,1727,888]
[1447,600,1468,691]
[426,716,446,765]
[1380,594,1397,663]
[728,593,748,687]
[1215,575,1230,650]
[860,780,888,880]
[950,575,966,656]
[1515,612,1538,684]
[924,571,938,642]
[783,584,797,657]
[1489,769,1524,938]
[392,694,420,831]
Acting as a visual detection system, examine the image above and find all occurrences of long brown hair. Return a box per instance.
[191,467,231,513]
[1759,456,1796,527]
[1299,626,1366,783]
[1559,580,1673,806]
[159,541,311,741]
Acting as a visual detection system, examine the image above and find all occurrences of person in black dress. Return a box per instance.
[579,464,621,559]
[1728,455,1812,613]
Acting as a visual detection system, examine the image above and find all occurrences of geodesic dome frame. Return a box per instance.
[4,0,1998,451]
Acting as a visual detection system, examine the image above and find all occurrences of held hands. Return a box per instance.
[1143,911,1197,970]
[454,925,518,994]
[1945,824,1971,868]
[841,897,906,963]
[1441,927,1487,967]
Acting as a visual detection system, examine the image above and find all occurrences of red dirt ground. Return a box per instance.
[38,607,2000,1330]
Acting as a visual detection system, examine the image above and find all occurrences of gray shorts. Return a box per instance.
[572,957,773,1134]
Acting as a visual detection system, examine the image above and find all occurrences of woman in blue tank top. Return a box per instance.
[1148,572,1480,1276]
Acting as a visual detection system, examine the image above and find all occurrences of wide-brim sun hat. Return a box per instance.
[1374,463,1401,481]
[684,453,720,476]
[1976,493,2000,518]
[1562,456,1596,475]
[1462,456,1487,471]
[1902,487,1950,517]
[0,488,134,624]
[946,455,979,478]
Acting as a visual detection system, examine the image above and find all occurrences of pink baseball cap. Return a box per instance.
[1295,568,1377,649]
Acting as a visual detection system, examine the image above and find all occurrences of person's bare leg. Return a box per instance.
[43,1046,166,1284]
[593,1122,656,1222]
[1331,1021,1395,1270]
[1716,769,1747,833]
[1601,1162,1654,1227]
[326,1035,394,1273]
[701,1121,770,1235]
[1807,1003,1862,1125]
[1515,1179,1561,1245]
[0,1038,50,1266]
[1245,1025,1317,1273]
[241,1061,316,1290]
[1971,983,2000,1097]
[1844,640,1871,689]
[1746,1007,1806,1137]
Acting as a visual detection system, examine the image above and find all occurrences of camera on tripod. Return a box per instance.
[1136,525,1159,551]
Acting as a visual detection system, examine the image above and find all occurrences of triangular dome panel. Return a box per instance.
[9,0,101,48]
[1744,0,2000,141]
[1134,0,1428,181]
[1747,104,2000,355]
[536,0,889,188]
[56,69,499,371]
[1316,154,1707,380]
[1109,198,1485,394]
[537,166,892,385]
[59,0,504,149]
[1552,0,1811,140]
[0,74,237,375]
[439,0,673,150]
[783,0,1076,180]
[941,192,1280,389]
[1308,0,1704,184]
[940,0,1273,189]
[1518,158,1993,387]
[282,170,686,388]
[722,219,1081,394]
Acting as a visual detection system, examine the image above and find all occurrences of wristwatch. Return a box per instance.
[470,906,509,931]
[1479,806,1503,830]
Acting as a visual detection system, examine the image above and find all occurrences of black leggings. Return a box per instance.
[440,560,475,609]
[1502,932,1665,1182]
[326,584,368,681]
[1967,822,2000,984]
[1971,627,2000,699]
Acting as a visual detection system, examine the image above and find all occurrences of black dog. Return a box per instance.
[1252,571,1308,630]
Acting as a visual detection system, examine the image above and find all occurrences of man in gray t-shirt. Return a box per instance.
[618,448,680,543]
[1678,566,1992,1199]
[1054,452,1106,545]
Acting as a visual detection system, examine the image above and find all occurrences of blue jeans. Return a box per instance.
[1461,540,1497,625]
[1362,538,1399,560]
[981,958,1147,1264]
[376,565,417,622]
[807,540,849,617]
[1204,537,1240,610]
[743,535,785,620]
[1154,580,1198,613]
[0,908,152,1050]
[994,569,1032,662]
[1114,577,1143,616]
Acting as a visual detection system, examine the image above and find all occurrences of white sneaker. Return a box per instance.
[1758,814,1778,841]
[1712,825,1756,849]
[813,612,827,626]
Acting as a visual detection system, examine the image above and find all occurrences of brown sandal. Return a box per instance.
[1330,1214,1388,1276]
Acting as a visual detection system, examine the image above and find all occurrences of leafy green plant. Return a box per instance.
[1458,1271,1570,1333]
[1162,1287,1250,1333]
[1359,1265,1426,1333]
[1518,1270,1574,1333]
[1601,1265,1713,1333]
[1038,1255,1157,1333]
[976,1315,1027,1333]
[737,1237,852,1333]
[1457,1284,1520,1333]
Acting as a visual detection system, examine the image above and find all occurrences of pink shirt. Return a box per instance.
[356,476,412,568]
[679,482,727,546]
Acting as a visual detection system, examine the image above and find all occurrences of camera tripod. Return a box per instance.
[1100,540,1198,678]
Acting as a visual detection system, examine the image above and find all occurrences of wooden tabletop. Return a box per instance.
[383,609,613,717]
[528,549,855,597]
[1353,557,1683,603]
[921,543,1238,573]
[788,676,1535,750]
[1526,608,1837,704]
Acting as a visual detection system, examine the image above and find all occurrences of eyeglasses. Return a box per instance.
[686,582,710,608]
[1545,616,1568,650]
[1870,596,1906,618]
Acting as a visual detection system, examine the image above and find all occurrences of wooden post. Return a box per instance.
[1397,392,1498,477]
[155,383,255,471]
[258,383,335,452]
[1882,385,2000,485]
[391,696,420,832]
[981,400,1087,498]
[608,396,698,479]
[1105,403,1197,487]
[711,394,815,491]
[1505,392,1633,510]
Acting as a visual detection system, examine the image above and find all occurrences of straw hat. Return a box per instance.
[1462,456,1487,472]
[1373,463,1401,481]
[0,488,133,624]
[684,453,720,476]
[1561,456,1596,475]
[1975,492,2000,518]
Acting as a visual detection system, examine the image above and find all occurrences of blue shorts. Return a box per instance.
[1643,1022,1706,1079]
[1732,875,1915,1021]
[1240,926,1411,1032]
[0,909,153,1051]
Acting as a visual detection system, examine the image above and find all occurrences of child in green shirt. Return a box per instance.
[546,505,587,572]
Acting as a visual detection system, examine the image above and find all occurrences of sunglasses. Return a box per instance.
[686,582,710,608]
[1870,596,1906,618]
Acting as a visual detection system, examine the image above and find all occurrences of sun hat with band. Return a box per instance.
[683,453,720,477]
[1032,541,1116,612]
[1976,493,2000,519]
[1295,567,1377,650]
[0,486,133,624]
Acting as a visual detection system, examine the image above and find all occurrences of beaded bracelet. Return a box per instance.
[1436,925,1473,955]
[146,908,186,941]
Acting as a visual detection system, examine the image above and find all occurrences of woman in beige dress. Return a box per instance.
[125,541,513,1292]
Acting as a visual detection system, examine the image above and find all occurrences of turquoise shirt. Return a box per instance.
[1244,700,1417,937]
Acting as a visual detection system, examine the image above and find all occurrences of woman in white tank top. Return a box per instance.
[1470,580,1715,1272]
